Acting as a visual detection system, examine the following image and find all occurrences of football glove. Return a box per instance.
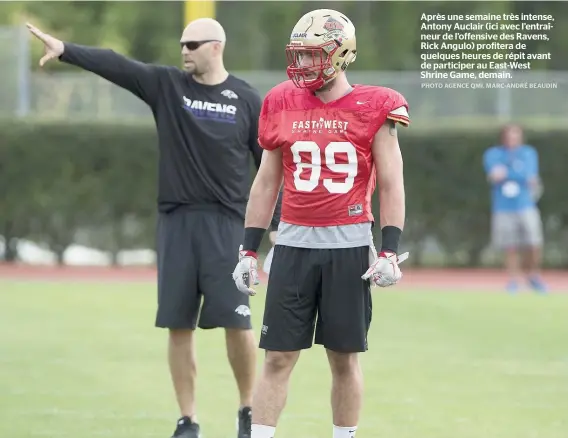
[232,245,260,296]
[361,251,409,288]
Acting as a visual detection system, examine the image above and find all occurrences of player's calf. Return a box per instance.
[251,351,300,438]
[327,350,362,438]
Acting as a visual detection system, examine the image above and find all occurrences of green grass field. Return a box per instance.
[1,280,567,438]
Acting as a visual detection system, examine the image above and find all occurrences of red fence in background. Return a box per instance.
[1,264,566,292]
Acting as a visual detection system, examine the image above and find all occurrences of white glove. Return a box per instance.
[361,251,409,287]
[232,245,260,296]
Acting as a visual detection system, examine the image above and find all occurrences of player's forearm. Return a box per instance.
[242,179,280,253]
[377,183,405,254]
[270,188,283,231]
[251,148,283,231]
[245,179,280,229]
[242,149,282,252]
[378,183,405,230]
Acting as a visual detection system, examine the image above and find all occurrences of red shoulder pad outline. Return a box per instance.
[385,89,410,127]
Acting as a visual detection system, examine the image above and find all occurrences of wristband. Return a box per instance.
[380,226,402,254]
[243,227,266,253]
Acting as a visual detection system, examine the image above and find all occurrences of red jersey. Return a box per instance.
[258,80,410,227]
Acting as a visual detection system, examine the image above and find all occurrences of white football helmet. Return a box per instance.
[286,9,357,91]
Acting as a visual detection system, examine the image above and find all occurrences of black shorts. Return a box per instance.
[259,245,372,353]
[155,205,252,330]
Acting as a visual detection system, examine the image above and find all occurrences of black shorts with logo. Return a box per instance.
[259,244,372,353]
[155,205,252,330]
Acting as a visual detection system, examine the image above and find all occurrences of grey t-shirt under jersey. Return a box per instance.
[276,221,373,249]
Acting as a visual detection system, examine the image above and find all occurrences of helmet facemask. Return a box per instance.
[286,41,344,91]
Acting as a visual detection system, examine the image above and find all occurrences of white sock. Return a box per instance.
[333,425,357,438]
[252,424,276,438]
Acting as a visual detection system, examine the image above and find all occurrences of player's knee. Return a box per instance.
[168,328,194,345]
[326,350,360,377]
[264,351,299,376]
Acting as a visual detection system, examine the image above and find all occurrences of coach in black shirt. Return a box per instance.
[27,18,281,438]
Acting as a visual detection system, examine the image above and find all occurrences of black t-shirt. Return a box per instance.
[60,43,281,228]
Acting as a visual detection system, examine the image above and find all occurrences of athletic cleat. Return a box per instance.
[237,406,252,438]
[171,416,201,438]
[506,280,519,294]
[528,275,548,294]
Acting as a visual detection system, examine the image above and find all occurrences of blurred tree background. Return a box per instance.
[0,0,566,71]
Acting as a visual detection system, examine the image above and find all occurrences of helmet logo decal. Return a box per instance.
[322,42,336,53]
[323,17,344,31]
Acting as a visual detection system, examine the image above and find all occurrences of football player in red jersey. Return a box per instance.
[232,9,410,438]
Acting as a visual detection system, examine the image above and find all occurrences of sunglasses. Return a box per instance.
[180,40,220,51]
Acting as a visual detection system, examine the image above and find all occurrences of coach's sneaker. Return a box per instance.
[171,416,200,438]
[237,406,252,438]
[528,275,548,294]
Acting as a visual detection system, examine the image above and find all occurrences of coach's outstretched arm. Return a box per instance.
[26,23,161,106]
[373,120,406,251]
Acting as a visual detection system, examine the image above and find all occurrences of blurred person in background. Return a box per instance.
[26,17,281,438]
[232,8,410,438]
[483,124,547,293]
